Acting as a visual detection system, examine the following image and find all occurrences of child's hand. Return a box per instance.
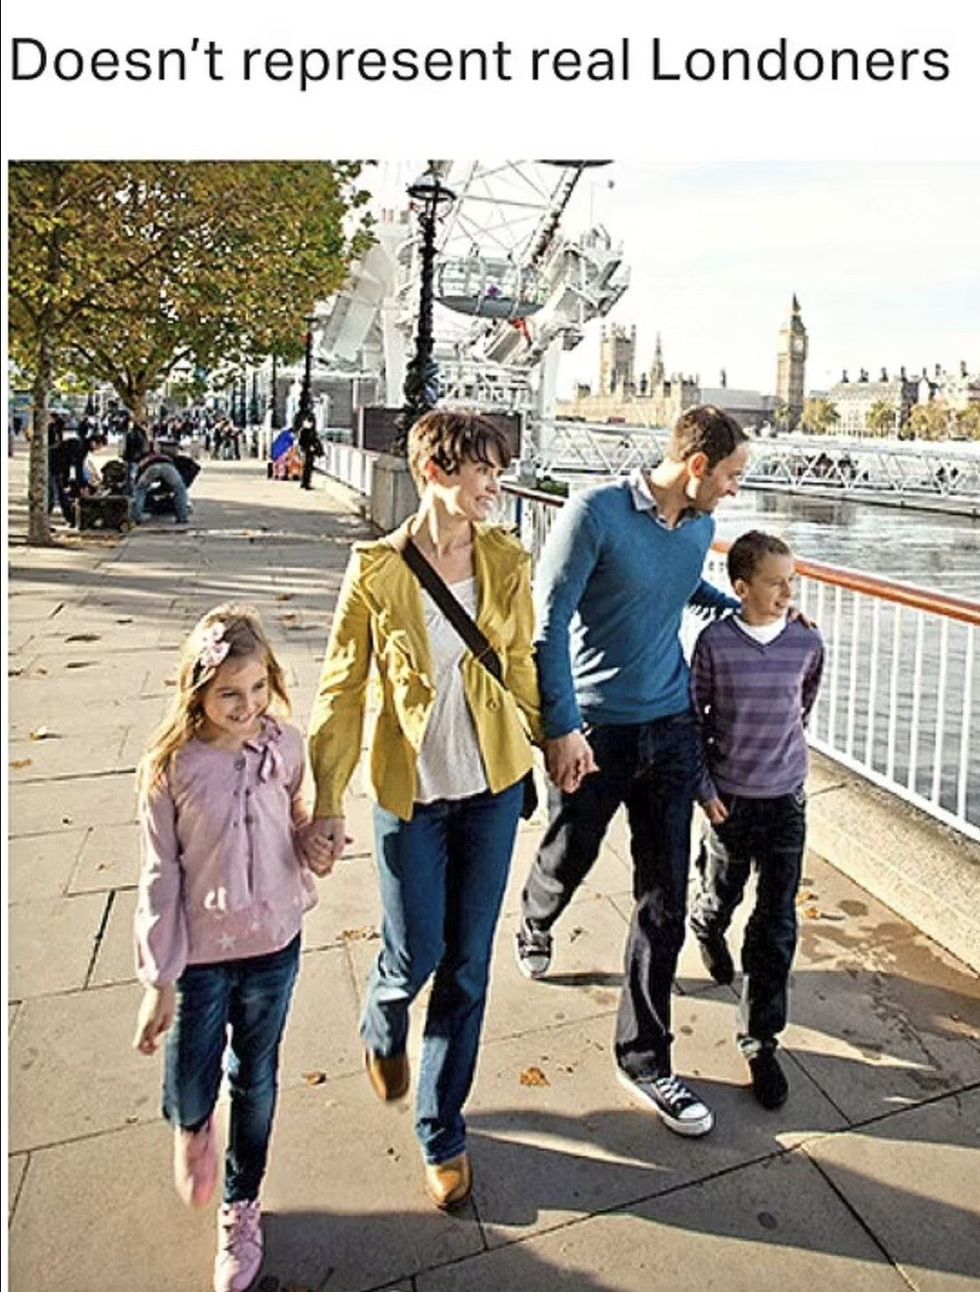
[133,984,176,1055]
[298,817,349,876]
[704,797,729,826]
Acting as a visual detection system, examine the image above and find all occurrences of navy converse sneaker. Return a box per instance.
[515,921,553,979]
[616,1069,714,1137]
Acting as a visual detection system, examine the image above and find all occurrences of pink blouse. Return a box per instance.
[134,717,317,986]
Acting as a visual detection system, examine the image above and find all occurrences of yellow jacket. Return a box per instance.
[309,519,543,822]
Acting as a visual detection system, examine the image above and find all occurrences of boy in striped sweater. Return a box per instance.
[689,531,824,1110]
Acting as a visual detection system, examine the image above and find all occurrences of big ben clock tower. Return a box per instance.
[775,295,807,429]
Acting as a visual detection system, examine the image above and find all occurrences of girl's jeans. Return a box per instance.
[162,935,300,1203]
[363,781,523,1165]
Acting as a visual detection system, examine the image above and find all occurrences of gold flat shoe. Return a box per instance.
[424,1153,472,1209]
[365,1050,410,1102]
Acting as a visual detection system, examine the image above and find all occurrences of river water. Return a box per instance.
[712,490,980,600]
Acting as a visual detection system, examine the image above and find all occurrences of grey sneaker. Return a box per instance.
[616,1069,714,1137]
[515,921,552,979]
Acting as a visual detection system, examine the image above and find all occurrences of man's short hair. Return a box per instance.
[407,409,512,490]
[667,405,748,469]
[727,530,793,584]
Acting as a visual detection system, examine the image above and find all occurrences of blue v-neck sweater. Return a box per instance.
[534,480,736,738]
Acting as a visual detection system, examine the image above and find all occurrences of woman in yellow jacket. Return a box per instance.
[306,410,541,1209]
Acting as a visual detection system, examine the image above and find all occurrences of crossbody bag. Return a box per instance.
[401,538,538,819]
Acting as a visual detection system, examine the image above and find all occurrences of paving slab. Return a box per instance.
[280,944,364,1089]
[69,820,141,894]
[418,1150,911,1292]
[260,1080,486,1292]
[7,828,88,903]
[7,979,160,1152]
[8,1122,216,1292]
[8,891,111,999]
[301,851,382,953]
[9,771,137,837]
[805,1089,980,1292]
[464,1005,844,1248]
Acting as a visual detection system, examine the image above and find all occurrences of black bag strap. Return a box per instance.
[401,539,504,685]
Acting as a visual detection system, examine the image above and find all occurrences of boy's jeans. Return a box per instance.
[689,789,806,1055]
[162,935,300,1203]
[363,781,523,1166]
[521,714,700,1081]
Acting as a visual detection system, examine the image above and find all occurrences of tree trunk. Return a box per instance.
[27,327,54,546]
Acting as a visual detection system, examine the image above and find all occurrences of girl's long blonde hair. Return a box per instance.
[137,603,290,805]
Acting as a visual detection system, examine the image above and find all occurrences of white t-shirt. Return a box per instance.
[415,576,489,803]
[734,614,789,645]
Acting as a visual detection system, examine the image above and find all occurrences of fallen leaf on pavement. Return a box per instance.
[29,726,52,740]
[11,758,33,770]
[341,926,379,942]
[302,1071,327,1085]
[275,593,294,601]
[66,633,101,642]
[803,906,822,919]
[519,1066,550,1087]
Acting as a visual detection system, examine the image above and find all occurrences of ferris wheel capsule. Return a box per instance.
[435,255,547,320]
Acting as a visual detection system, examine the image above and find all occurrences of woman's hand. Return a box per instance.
[133,984,176,1055]
[298,817,349,875]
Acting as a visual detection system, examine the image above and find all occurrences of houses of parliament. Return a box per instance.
[556,297,807,430]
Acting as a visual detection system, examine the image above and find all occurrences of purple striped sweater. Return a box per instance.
[691,616,825,802]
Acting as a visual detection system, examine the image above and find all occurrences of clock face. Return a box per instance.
[792,337,805,355]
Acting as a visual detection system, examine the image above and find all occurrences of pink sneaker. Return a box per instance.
[174,1117,217,1208]
[213,1200,263,1292]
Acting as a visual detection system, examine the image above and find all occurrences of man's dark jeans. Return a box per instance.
[521,714,700,1080]
[689,789,806,1056]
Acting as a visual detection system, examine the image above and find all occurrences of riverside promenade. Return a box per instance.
[6,454,980,1292]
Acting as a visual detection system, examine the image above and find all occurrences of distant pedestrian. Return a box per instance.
[132,605,330,1292]
[295,411,321,490]
[689,531,824,1109]
[123,422,150,489]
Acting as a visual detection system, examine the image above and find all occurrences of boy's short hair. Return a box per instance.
[727,530,793,585]
[667,405,748,468]
[407,409,512,490]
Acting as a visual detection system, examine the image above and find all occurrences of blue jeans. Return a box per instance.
[522,714,700,1079]
[132,461,189,523]
[690,790,807,1055]
[162,935,300,1203]
[364,781,523,1165]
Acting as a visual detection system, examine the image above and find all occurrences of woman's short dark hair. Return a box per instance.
[667,405,748,468]
[408,409,512,489]
[727,530,793,584]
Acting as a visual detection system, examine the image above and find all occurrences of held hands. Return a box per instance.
[297,817,350,876]
[545,730,599,795]
[133,983,176,1056]
[703,797,730,826]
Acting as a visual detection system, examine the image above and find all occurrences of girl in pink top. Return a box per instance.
[132,604,327,1292]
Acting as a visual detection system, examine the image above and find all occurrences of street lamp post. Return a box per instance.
[394,167,456,455]
[249,372,260,427]
[269,355,281,431]
[297,317,316,425]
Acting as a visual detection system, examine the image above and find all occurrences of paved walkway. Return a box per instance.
[6,454,980,1292]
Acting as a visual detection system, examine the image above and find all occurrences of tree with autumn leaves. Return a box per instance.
[9,161,373,544]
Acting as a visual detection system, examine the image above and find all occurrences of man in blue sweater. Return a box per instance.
[516,405,747,1137]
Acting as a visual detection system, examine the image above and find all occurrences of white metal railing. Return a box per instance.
[319,441,377,497]
[501,484,980,842]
